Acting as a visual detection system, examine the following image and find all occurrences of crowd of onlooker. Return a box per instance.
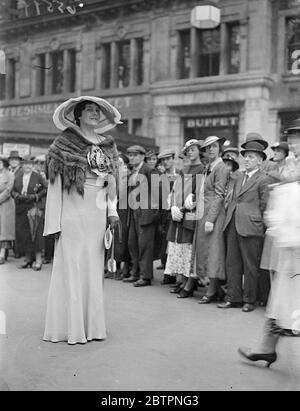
[0,151,50,270]
[1,128,299,313]
[104,130,300,313]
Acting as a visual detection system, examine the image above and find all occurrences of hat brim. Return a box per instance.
[241,139,268,150]
[240,149,267,161]
[222,158,239,171]
[53,96,123,134]
[200,137,226,150]
[157,154,175,160]
[183,142,202,153]
[8,155,22,160]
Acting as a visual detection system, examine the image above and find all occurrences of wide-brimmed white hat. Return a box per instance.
[200,136,226,150]
[53,96,123,134]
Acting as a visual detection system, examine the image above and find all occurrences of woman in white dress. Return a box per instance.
[43,96,121,345]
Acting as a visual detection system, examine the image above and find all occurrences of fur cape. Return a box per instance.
[46,127,119,196]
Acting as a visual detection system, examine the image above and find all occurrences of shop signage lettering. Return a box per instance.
[185,116,239,128]
[2,143,30,157]
[0,103,59,118]
[15,0,82,17]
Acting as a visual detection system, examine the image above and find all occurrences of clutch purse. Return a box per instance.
[104,225,113,250]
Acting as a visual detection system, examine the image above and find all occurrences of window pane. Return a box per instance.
[117,41,130,88]
[136,38,144,86]
[36,54,45,96]
[51,51,64,94]
[68,49,76,93]
[132,119,143,135]
[228,23,240,74]
[178,30,191,79]
[7,58,16,99]
[0,74,5,100]
[286,18,300,71]
[102,44,111,89]
[198,28,220,77]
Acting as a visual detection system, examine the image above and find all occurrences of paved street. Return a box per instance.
[0,258,299,391]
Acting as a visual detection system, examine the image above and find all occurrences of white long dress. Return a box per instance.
[43,172,117,344]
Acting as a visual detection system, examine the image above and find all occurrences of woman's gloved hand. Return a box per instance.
[108,215,119,230]
[184,193,196,210]
[204,221,214,233]
[171,206,183,222]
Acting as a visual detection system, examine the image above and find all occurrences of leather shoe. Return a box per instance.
[161,275,176,285]
[242,303,255,312]
[218,301,243,309]
[123,275,139,283]
[134,279,151,287]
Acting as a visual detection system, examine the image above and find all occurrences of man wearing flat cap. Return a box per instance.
[124,145,160,287]
[219,133,272,313]
[156,149,180,280]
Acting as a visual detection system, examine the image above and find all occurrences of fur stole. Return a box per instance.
[46,127,119,196]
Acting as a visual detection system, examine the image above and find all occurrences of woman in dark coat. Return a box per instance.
[184,136,229,302]
[12,156,47,270]
[164,139,204,297]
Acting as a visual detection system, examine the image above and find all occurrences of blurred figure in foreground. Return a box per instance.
[239,126,300,386]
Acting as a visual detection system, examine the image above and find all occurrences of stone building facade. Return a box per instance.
[1,0,300,156]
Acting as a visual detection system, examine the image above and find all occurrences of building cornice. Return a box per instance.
[150,72,277,96]
[0,0,195,37]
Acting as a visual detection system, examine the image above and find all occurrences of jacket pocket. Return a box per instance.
[250,215,262,222]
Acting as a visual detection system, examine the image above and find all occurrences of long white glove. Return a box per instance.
[171,206,183,222]
[185,193,196,210]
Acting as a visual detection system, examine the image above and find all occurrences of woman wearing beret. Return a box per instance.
[12,156,47,270]
[0,157,15,264]
[43,96,121,345]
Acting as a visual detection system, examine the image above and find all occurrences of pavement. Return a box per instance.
[0,258,299,391]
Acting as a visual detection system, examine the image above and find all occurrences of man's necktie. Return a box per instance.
[242,173,249,186]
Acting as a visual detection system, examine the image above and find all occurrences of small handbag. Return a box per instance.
[104,225,113,250]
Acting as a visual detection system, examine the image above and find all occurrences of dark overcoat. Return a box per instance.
[12,171,47,255]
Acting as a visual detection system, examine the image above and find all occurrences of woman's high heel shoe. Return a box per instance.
[18,261,33,269]
[177,279,198,299]
[177,288,195,298]
[238,347,277,368]
[170,285,183,294]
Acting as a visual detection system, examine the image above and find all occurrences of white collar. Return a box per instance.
[209,157,223,172]
[245,168,259,178]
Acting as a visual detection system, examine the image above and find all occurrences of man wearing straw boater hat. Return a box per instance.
[219,133,272,313]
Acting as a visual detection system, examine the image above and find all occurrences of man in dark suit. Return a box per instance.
[123,145,160,287]
[218,134,271,312]
[12,156,47,270]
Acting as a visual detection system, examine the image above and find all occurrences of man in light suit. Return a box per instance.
[218,134,272,312]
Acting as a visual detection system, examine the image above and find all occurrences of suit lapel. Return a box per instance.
[234,173,244,197]
[238,170,262,197]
